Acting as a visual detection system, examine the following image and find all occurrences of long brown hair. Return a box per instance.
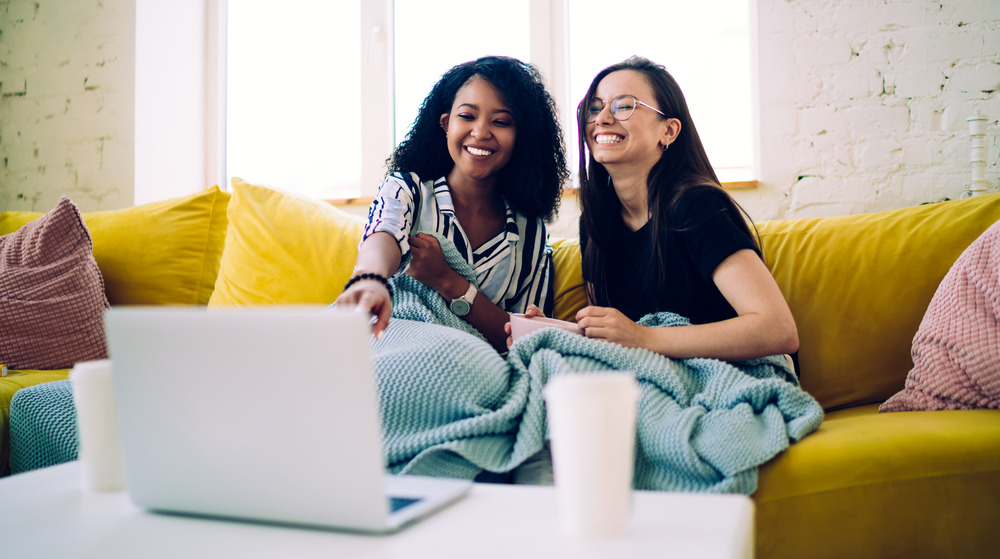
[577,56,758,306]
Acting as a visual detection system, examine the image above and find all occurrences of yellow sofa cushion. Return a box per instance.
[0,186,231,306]
[209,178,364,306]
[757,193,1000,410]
[754,405,1000,559]
[550,237,587,322]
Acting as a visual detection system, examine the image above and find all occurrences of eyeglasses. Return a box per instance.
[584,95,666,123]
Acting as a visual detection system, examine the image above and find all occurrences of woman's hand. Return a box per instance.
[504,304,546,349]
[338,232,402,340]
[576,249,798,361]
[406,233,461,292]
[575,306,649,348]
[335,279,393,339]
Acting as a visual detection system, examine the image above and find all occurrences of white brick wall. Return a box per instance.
[1,0,134,212]
[2,0,998,224]
[741,0,1000,220]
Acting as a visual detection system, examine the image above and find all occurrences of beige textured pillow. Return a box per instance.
[880,219,1000,412]
[0,197,110,370]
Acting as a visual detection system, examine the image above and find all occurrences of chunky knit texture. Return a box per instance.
[881,219,1000,412]
[0,197,110,370]
[9,380,79,473]
[376,235,824,494]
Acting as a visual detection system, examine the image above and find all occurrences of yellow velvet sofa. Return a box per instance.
[2,179,998,559]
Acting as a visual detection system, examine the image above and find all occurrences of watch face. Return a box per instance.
[450,299,471,316]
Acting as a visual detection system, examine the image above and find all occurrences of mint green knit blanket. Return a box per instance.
[374,236,824,494]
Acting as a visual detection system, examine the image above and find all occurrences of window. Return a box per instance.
[393,1,531,145]
[226,0,361,200]
[224,0,753,200]
[567,1,753,183]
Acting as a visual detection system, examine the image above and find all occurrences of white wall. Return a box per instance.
[3,0,999,221]
[735,0,1000,220]
[1,0,135,212]
[134,0,210,206]
[1,0,216,212]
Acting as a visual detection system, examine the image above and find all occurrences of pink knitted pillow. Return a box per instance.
[0,197,110,370]
[880,219,1000,412]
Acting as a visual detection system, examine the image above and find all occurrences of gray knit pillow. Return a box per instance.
[0,197,110,370]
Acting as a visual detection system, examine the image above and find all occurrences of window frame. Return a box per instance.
[209,0,757,205]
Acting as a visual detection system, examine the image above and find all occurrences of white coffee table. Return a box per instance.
[0,462,754,558]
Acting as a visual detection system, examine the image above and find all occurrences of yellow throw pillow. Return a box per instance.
[0,186,231,306]
[550,237,587,322]
[209,178,364,307]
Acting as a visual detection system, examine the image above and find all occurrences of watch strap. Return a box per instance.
[459,281,477,303]
[450,282,477,316]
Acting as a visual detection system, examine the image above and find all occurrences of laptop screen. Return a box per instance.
[390,496,422,513]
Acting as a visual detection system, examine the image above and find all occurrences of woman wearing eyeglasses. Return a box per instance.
[518,56,797,362]
[336,56,568,352]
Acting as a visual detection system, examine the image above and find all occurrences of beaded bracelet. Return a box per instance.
[343,272,394,300]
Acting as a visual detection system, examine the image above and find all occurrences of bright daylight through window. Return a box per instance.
[392,0,530,147]
[567,1,753,183]
[226,1,361,201]
[226,0,753,200]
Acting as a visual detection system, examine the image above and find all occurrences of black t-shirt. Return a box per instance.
[580,187,759,325]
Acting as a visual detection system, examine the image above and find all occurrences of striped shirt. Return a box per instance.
[363,172,553,315]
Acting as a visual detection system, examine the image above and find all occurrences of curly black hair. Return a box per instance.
[386,56,568,223]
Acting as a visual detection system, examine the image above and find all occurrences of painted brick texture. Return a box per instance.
[745,0,1000,219]
[1,0,134,212]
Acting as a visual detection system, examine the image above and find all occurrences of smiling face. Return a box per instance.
[585,70,677,175]
[440,76,517,187]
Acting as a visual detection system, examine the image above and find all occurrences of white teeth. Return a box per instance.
[466,146,493,156]
[595,134,623,145]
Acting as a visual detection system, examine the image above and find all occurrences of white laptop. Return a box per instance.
[104,306,472,533]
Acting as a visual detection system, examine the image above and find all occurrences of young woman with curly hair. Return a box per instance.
[336,56,568,352]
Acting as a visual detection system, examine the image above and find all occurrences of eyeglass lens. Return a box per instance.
[586,96,638,123]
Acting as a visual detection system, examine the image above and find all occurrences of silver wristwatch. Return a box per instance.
[449,282,477,317]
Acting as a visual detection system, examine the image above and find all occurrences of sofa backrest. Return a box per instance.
[9,184,997,411]
[0,186,231,306]
[758,193,1000,410]
[552,193,1000,411]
